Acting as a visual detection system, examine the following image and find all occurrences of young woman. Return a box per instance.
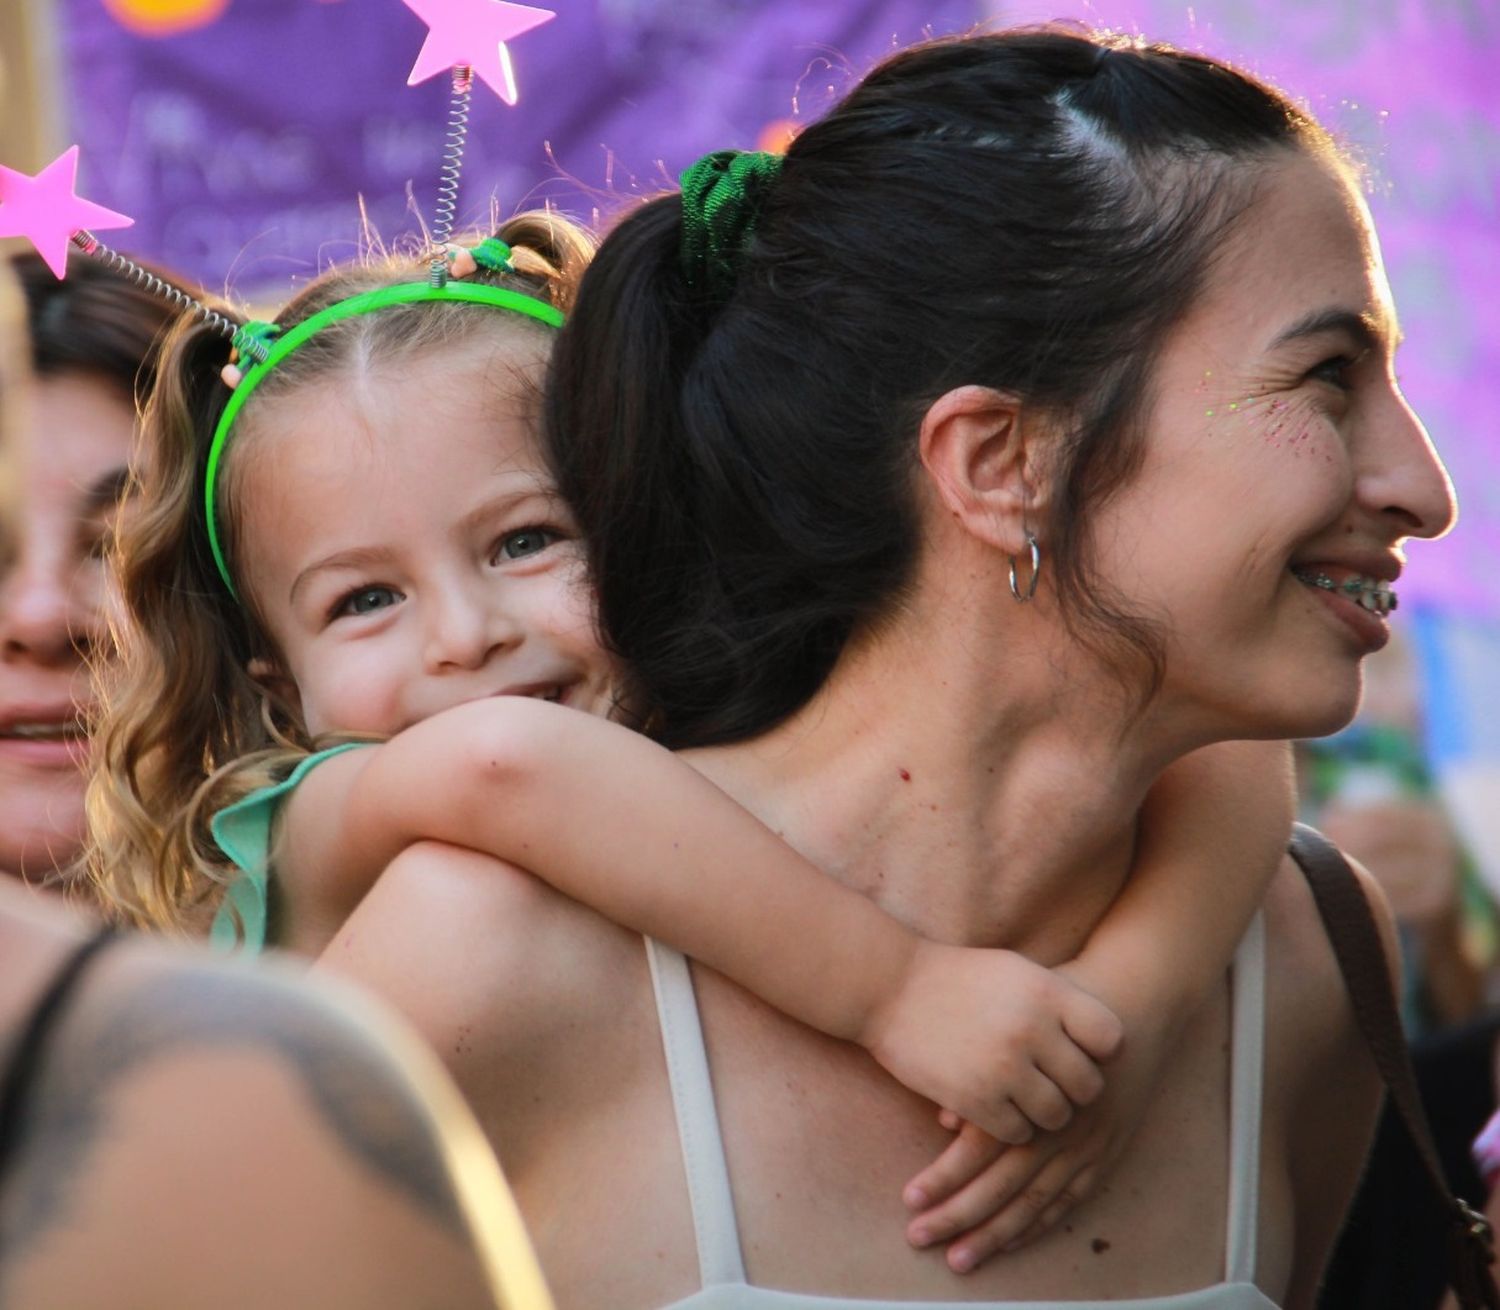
[322,27,1453,1308]
[0,252,179,883]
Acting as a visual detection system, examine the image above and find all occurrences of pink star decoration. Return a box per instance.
[0,146,133,279]
[402,0,556,105]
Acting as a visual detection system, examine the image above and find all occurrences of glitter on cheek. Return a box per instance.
[1253,396,1316,453]
[1266,392,1336,461]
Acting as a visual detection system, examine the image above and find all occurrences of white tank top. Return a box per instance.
[646,913,1278,1310]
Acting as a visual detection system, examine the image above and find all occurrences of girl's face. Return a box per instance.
[1086,150,1454,743]
[0,373,134,879]
[237,333,618,739]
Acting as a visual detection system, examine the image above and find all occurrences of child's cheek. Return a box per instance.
[305,649,408,739]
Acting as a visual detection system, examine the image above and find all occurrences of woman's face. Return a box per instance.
[0,372,133,879]
[1089,150,1455,743]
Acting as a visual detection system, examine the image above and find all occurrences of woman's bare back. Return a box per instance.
[323,845,1380,1310]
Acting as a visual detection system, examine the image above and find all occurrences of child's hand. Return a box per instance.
[900,995,1171,1273]
[863,942,1123,1146]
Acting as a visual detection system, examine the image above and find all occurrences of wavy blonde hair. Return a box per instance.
[84,211,594,934]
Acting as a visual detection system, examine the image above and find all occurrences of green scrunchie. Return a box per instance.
[679,149,784,305]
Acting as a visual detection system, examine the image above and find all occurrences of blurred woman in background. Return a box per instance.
[0,252,179,882]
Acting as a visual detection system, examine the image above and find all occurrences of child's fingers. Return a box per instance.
[936,1107,962,1132]
[955,1096,1034,1147]
[1060,992,1124,1063]
[943,1156,1098,1273]
[903,1121,1006,1211]
[1036,1029,1105,1109]
[906,1142,1051,1251]
[1008,1066,1073,1134]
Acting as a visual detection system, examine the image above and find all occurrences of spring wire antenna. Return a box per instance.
[429,64,475,286]
[400,0,557,276]
[1,5,558,352]
[0,144,271,364]
[71,229,271,362]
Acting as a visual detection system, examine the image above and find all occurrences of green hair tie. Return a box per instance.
[679,149,784,304]
[469,237,516,272]
[204,280,564,600]
[231,320,280,364]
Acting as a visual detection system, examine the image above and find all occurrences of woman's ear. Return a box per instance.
[917,385,1050,554]
[246,656,301,721]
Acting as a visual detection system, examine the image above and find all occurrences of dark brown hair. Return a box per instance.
[11,249,186,403]
[546,26,1339,749]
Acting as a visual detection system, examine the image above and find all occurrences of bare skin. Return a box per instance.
[0,881,551,1310]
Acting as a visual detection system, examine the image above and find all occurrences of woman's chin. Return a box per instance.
[0,789,88,881]
[1197,662,1364,745]
[1263,671,1365,743]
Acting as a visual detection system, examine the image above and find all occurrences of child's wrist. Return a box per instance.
[1059,951,1180,1035]
[851,925,926,1054]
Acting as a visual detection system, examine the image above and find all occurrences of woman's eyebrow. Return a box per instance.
[1268,307,1401,354]
[80,464,131,515]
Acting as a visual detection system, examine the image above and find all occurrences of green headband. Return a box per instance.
[204,279,565,599]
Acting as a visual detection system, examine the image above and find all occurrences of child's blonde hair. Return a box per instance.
[84,211,594,934]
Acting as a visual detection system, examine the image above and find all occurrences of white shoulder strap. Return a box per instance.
[646,938,749,1288]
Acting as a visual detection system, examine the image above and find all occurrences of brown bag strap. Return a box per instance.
[1288,822,1500,1309]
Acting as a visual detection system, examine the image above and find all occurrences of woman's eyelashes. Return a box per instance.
[1305,352,1360,392]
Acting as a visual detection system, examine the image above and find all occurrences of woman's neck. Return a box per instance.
[686,592,1190,963]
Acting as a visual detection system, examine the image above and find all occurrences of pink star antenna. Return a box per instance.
[0,146,269,362]
[399,0,555,284]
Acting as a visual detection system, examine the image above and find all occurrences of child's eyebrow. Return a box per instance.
[289,546,396,605]
[453,482,560,535]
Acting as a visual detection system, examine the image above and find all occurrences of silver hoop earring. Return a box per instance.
[1008,532,1041,603]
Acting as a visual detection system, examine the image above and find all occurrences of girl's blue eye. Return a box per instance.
[338,586,402,617]
[497,528,557,561]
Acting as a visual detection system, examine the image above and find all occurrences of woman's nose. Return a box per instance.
[0,545,96,665]
[1358,391,1457,544]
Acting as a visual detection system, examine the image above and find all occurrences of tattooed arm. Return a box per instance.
[0,891,548,1310]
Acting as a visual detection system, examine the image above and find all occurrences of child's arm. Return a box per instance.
[274,694,1121,1145]
[900,739,1294,1272]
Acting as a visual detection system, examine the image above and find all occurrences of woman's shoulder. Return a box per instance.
[0,907,526,1310]
[1261,840,1397,1043]
[1259,842,1390,1305]
[1260,841,1394,1078]
[319,840,657,1071]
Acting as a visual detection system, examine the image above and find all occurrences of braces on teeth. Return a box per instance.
[1295,570,1399,616]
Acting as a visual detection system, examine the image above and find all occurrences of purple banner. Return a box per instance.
[56,0,980,286]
